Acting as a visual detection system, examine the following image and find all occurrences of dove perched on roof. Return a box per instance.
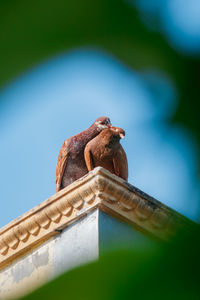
[56,116,112,192]
[84,126,128,181]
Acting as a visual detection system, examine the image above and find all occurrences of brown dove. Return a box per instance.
[84,126,128,181]
[56,116,112,192]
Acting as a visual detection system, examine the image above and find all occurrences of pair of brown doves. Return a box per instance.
[56,116,128,192]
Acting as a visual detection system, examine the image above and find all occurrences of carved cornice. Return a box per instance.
[0,167,193,269]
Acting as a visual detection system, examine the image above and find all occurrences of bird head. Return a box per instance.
[94,116,112,131]
[110,126,125,139]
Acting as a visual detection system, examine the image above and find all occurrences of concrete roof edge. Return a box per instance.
[0,167,194,270]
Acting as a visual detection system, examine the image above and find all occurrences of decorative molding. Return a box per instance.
[0,167,194,270]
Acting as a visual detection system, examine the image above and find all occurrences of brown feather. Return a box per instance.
[113,144,128,180]
[56,140,68,192]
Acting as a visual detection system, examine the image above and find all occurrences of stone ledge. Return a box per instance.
[0,167,193,270]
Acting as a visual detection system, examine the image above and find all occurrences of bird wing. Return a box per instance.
[56,140,69,192]
[84,143,94,171]
[113,144,128,181]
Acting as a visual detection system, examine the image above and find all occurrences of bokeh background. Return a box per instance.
[0,0,200,228]
[1,1,200,299]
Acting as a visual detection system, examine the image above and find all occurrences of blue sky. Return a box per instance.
[0,49,199,227]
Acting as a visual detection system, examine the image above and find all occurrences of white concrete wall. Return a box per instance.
[0,209,157,300]
[0,210,99,300]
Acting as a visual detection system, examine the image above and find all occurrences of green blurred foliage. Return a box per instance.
[0,0,200,166]
[21,226,200,300]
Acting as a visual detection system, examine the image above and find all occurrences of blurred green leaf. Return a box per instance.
[0,0,182,84]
